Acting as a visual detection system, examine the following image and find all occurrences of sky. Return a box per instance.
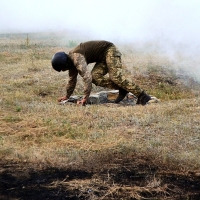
[0,0,200,79]
[1,0,200,44]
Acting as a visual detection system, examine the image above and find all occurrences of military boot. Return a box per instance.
[136,91,151,105]
[114,88,128,103]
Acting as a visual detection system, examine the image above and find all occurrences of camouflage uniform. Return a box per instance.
[92,45,142,96]
[67,53,92,99]
[67,41,143,99]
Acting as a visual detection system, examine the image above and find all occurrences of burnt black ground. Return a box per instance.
[0,159,200,200]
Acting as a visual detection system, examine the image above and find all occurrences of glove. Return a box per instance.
[77,98,87,106]
[58,96,68,102]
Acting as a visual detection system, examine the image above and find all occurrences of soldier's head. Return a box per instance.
[51,52,70,72]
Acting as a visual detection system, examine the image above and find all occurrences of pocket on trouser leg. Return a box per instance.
[106,47,122,65]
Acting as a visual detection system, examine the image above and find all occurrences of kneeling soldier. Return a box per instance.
[51,40,151,106]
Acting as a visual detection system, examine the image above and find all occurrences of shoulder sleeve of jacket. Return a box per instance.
[69,53,92,99]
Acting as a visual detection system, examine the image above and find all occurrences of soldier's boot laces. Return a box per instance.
[136,91,151,105]
[114,88,128,103]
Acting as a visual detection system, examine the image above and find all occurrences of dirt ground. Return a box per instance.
[0,158,200,200]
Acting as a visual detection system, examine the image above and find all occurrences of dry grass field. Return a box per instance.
[0,33,200,199]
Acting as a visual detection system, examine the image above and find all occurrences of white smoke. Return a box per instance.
[0,0,200,81]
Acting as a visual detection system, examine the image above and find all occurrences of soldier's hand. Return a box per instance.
[77,98,87,106]
[58,96,68,102]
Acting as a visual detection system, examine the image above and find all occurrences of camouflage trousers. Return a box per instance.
[91,45,143,97]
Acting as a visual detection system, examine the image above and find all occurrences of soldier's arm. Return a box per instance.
[70,53,92,100]
[66,67,78,98]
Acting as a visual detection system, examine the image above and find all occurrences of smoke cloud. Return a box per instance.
[0,0,200,80]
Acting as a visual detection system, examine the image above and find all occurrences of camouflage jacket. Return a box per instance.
[66,41,113,99]
[67,53,92,99]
